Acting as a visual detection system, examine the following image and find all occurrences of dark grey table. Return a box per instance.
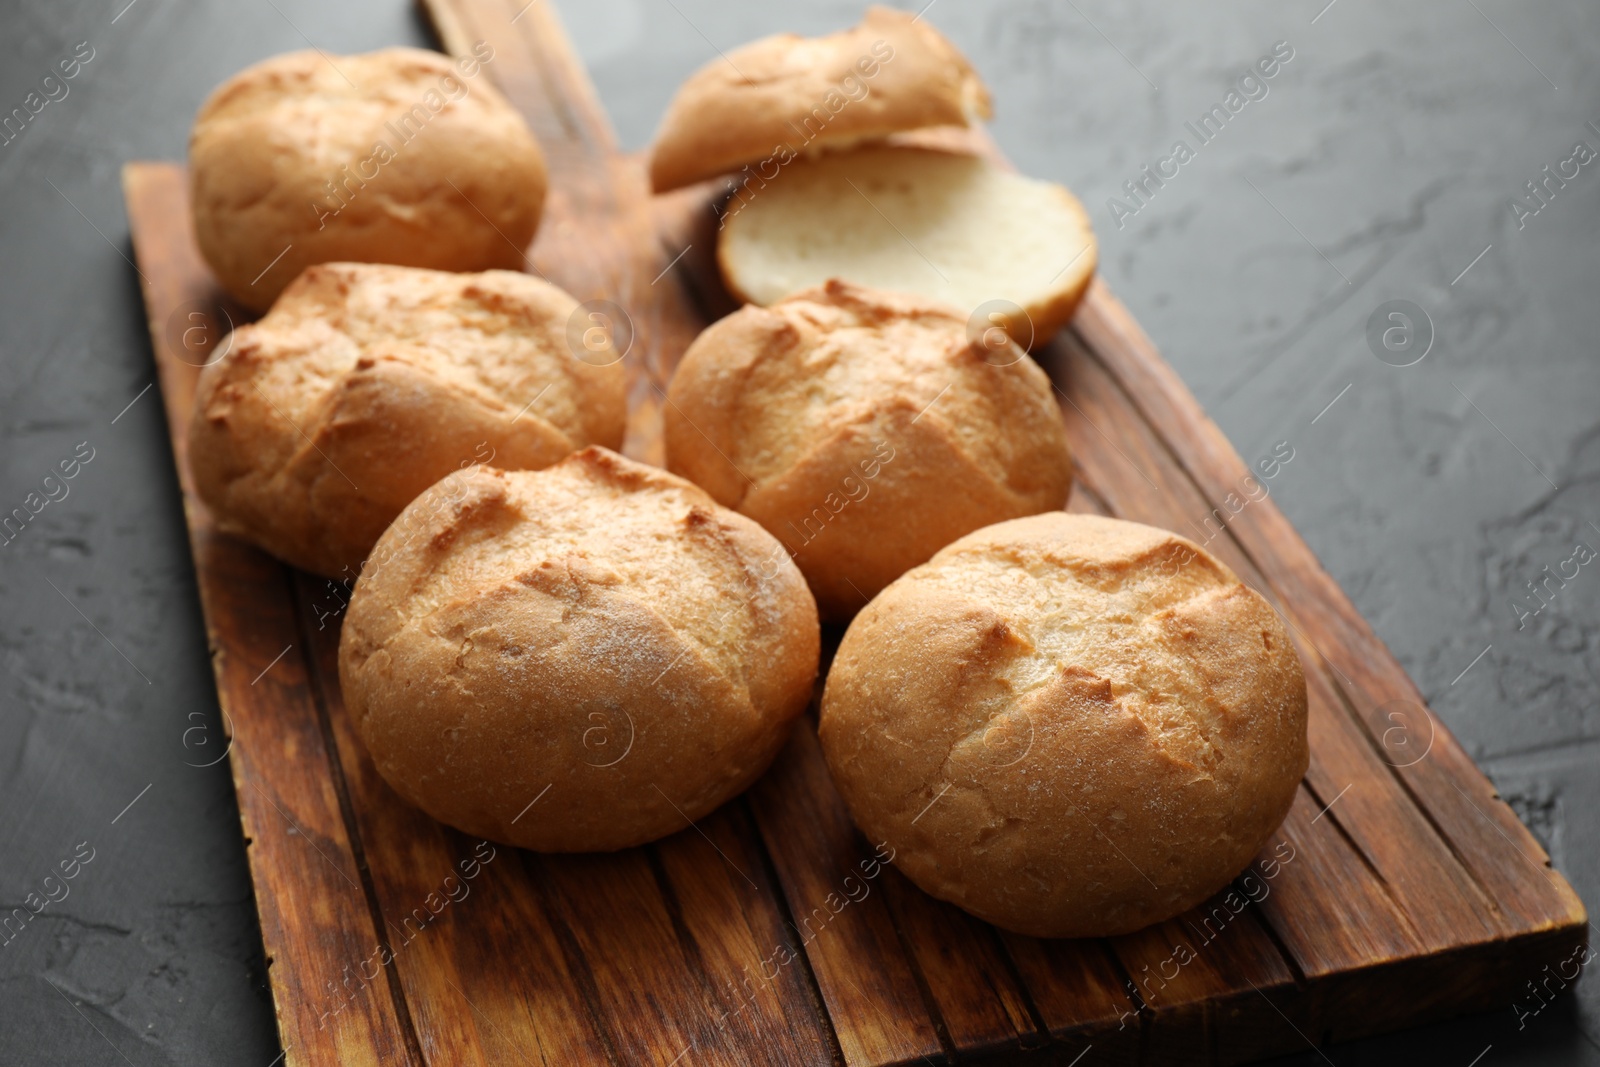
[1,1,1595,1063]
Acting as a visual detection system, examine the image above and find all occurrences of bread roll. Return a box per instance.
[719,146,1096,348]
[338,447,820,852]
[648,6,990,193]
[664,280,1072,621]
[820,513,1308,937]
[189,47,545,311]
[189,263,625,579]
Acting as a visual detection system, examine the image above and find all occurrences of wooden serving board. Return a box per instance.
[122,2,1587,1064]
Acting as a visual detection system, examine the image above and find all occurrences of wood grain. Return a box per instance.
[117,0,1588,1062]
[122,164,423,1067]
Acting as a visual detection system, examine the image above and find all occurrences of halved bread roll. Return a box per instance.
[648,6,991,193]
[718,146,1097,348]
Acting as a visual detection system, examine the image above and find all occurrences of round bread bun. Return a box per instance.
[819,513,1308,938]
[189,47,546,311]
[718,146,1096,348]
[189,262,625,580]
[338,447,820,853]
[648,6,991,194]
[664,280,1072,622]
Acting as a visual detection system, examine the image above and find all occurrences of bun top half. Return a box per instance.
[648,6,991,193]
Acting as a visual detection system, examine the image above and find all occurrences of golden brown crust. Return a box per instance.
[648,7,992,193]
[188,263,626,579]
[818,513,1309,937]
[337,448,820,852]
[664,280,1072,621]
[189,47,546,311]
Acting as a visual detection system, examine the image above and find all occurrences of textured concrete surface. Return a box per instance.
[0,1,1595,1064]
